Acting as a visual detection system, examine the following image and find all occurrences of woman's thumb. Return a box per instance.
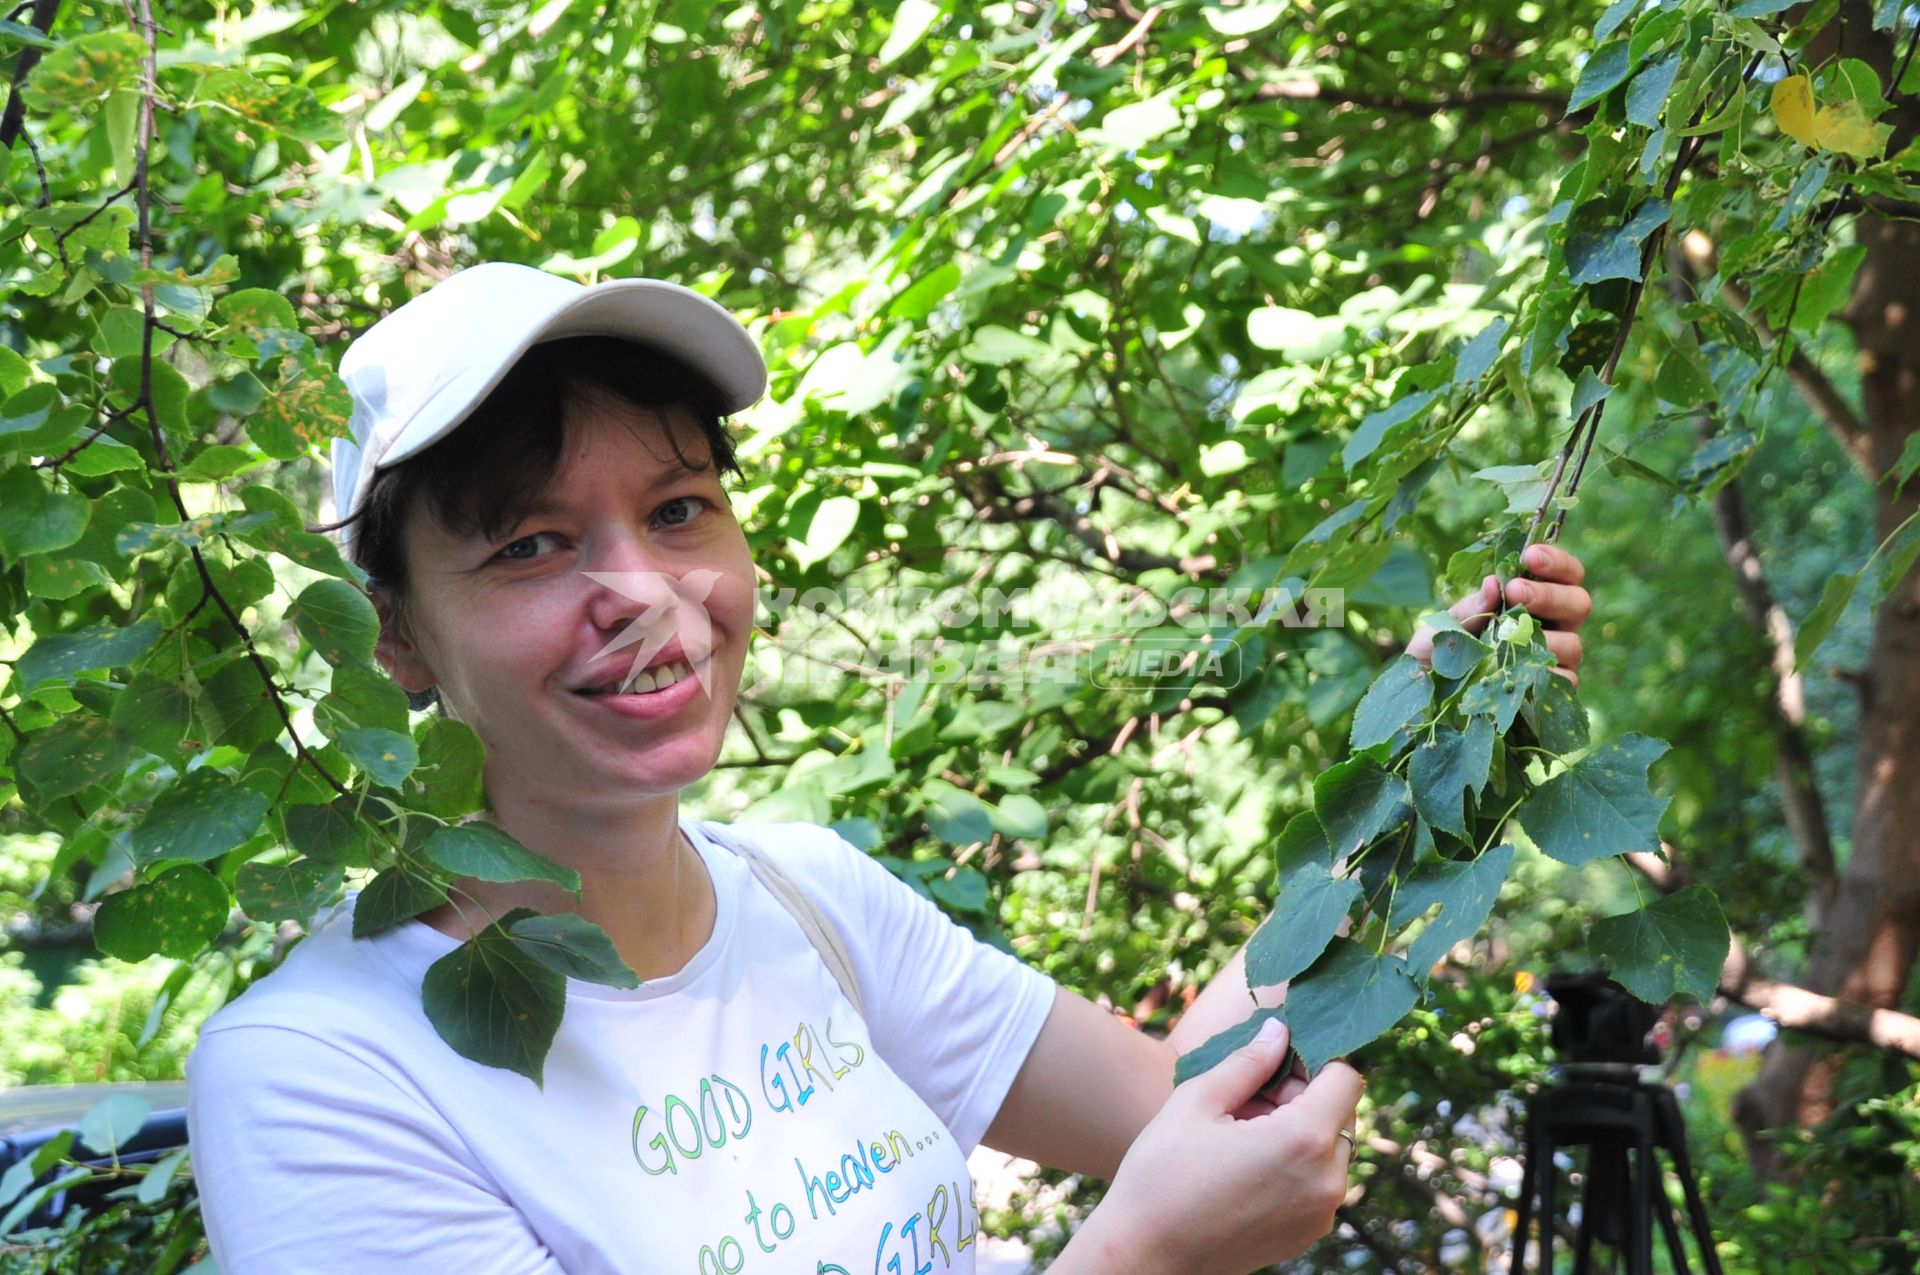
[1179,1017,1292,1113]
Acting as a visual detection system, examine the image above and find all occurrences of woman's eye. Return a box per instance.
[495,532,557,562]
[654,497,707,528]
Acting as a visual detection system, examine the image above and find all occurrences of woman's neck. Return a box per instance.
[412,791,716,982]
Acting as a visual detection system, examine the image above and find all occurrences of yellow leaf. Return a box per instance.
[1771,74,1818,147]
[1812,100,1892,159]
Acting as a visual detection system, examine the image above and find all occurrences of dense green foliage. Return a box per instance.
[4,0,1918,1268]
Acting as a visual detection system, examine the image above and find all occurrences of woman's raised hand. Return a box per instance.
[1055,1020,1363,1274]
[1407,542,1593,685]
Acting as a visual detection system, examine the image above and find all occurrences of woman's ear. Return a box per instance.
[370,587,437,696]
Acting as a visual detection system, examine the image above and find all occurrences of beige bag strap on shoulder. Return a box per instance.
[703,826,867,1021]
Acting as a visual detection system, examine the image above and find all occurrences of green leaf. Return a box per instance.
[507,910,641,988]
[1589,885,1729,1005]
[1564,199,1672,285]
[1459,644,1554,732]
[1284,939,1421,1074]
[878,0,942,66]
[1349,655,1433,750]
[111,676,193,757]
[1391,843,1514,974]
[1730,0,1796,15]
[1273,808,1334,877]
[353,865,449,938]
[789,494,861,570]
[132,768,271,867]
[16,713,132,800]
[1408,716,1495,838]
[1343,389,1438,470]
[889,262,962,320]
[921,778,995,844]
[1172,1008,1289,1086]
[1429,629,1489,680]
[236,857,345,924]
[93,865,229,961]
[1568,41,1632,112]
[413,719,488,818]
[1595,0,1638,41]
[1452,318,1509,387]
[1248,307,1351,364]
[1521,671,1590,754]
[422,822,582,891]
[289,578,379,667]
[0,465,88,559]
[1625,53,1682,128]
[1794,571,1857,670]
[422,916,567,1084]
[1792,245,1867,332]
[336,726,419,788]
[1095,93,1182,150]
[16,619,161,688]
[1516,734,1671,865]
[20,30,145,112]
[960,325,1052,365]
[1245,862,1363,988]
[283,801,368,867]
[928,866,991,913]
[986,792,1050,839]
[237,485,365,582]
[77,1093,151,1156]
[1313,757,1410,858]
[316,663,412,736]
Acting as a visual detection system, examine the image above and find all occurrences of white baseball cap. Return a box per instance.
[328,262,768,548]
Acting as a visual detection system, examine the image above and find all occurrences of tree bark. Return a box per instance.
[1733,9,1920,1165]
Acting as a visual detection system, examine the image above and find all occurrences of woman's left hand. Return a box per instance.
[1406,542,1592,686]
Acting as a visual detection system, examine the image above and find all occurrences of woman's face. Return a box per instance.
[375,395,755,815]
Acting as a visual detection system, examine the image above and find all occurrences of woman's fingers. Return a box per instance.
[1270,1059,1364,1132]
[1544,629,1584,675]
[1505,577,1592,632]
[1521,542,1586,585]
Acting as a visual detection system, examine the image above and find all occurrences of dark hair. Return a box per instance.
[312,335,745,711]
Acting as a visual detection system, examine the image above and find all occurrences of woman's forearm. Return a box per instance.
[1163,942,1288,1057]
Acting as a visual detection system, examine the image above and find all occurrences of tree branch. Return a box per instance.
[958,465,1221,577]
[0,0,59,152]
[1705,455,1840,924]
[1248,80,1565,113]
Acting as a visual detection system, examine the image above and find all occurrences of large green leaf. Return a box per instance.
[1589,885,1729,1005]
[1407,716,1495,839]
[289,578,379,668]
[15,714,131,800]
[506,910,640,989]
[131,769,271,867]
[1516,735,1671,865]
[1349,655,1433,751]
[0,465,88,559]
[412,718,488,818]
[16,620,162,688]
[1389,844,1514,974]
[422,918,568,1085]
[353,865,449,938]
[236,857,345,925]
[1313,757,1410,858]
[1245,861,1363,989]
[336,726,419,788]
[1171,1008,1290,1086]
[422,823,582,891]
[1284,939,1421,1074]
[94,865,229,961]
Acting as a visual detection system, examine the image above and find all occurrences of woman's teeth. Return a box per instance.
[584,658,697,695]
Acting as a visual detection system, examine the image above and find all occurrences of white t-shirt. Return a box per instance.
[185,818,1057,1275]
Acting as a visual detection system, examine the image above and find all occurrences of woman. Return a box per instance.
[185,263,1591,1274]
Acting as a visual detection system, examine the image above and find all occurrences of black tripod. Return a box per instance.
[1509,973,1721,1274]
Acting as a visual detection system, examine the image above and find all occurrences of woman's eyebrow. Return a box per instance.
[499,462,710,523]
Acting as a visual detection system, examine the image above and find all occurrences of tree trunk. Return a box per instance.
[1734,199,1920,1173]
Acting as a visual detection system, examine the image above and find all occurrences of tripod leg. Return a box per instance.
[1651,1153,1692,1275]
[1512,1121,1542,1275]
[1660,1111,1726,1275]
[1627,1136,1655,1275]
[1572,1153,1600,1275]
[1540,1135,1558,1275]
